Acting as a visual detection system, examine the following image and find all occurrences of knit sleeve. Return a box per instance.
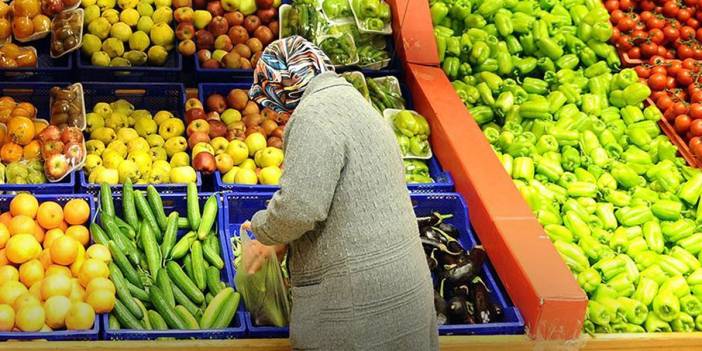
[251,115,345,245]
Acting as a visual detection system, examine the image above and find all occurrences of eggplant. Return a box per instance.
[437,222,459,239]
[445,240,464,255]
[452,284,470,297]
[426,249,438,271]
[417,212,454,229]
[420,227,446,245]
[438,251,461,270]
[447,296,475,324]
[434,290,448,326]
[471,278,494,324]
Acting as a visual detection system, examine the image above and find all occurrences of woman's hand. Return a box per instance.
[241,221,287,274]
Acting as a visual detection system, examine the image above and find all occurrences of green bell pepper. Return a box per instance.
[672,312,696,332]
[618,296,648,325]
[680,295,702,317]
[645,313,672,332]
[633,276,659,306]
[662,219,696,243]
[643,221,664,254]
[554,240,590,273]
[578,267,601,293]
[653,289,681,322]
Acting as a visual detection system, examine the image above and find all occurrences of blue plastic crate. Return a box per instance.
[220,192,524,337]
[79,82,203,194]
[75,47,183,82]
[0,39,72,81]
[198,82,454,193]
[100,192,246,340]
[0,193,99,341]
[0,82,78,193]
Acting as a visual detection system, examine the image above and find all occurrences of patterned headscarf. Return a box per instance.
[249,36,335,113]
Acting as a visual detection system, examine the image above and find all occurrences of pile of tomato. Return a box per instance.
[607,0,702,61]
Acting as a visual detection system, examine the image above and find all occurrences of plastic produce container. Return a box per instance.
[0,193,98,341]
[75,49,183,82]
[198,81,454,193]
[0,82,77,194]
[221,192,525,337]
[79,82,203,194]
[0,39,72,81]
[101,192,246,340]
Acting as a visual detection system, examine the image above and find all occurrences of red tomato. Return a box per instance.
[619,35,634,50]
[642,42,659,57]
[681,26,697,40]
[611,27,621,42]
[669,61,683,76]
[651,65,668,75]
[687,18,699,28]
[683,57,697,69]
[618,17,636,31]
[649,73,669,90]
[641,11,654,22]
[641,0,656,10]
[648,16,666,29]
[664,49,675,59]
[628,47,642,59]
[619,0,633,10]
[650,28,665,43]
[694,47,702,59]
[676,114,692,134]
[690,103,702,119]
[667,76,679,89]
[692,91,702,103]
[686,0,698,8]
[631,29,647,43]
[611,10,625,24]
[664,1,680,18]
[665,25,681,42]
[635,65,652,78]
[675,102,690,115]
[692,141,702,157]
[653,91,669,101]
[658,94,675,110]
[605,0,620,12]
[679,45,695,59]
[679,8,692,21]
[665,107,677,122]
[677,68,694,85]
[691,119,702,136]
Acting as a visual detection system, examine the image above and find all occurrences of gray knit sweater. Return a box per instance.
[251,72,438,350]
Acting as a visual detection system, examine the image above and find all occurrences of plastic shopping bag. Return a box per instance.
[233,225,291,327]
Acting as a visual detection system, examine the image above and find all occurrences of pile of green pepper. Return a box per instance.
[433,0,702,334]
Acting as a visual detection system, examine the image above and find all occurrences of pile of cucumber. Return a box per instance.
[93,181,240,331]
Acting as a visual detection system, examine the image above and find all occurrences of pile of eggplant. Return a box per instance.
[418,212,503,326]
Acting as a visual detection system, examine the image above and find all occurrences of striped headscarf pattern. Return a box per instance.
[249,36,335,113]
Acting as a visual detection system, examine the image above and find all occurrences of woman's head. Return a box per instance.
[249,36,335,113]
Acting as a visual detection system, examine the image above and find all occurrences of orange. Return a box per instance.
[28,281,41,301]
[15,304,44,331]
[49,236,78,266]
[69,243,85,277]
[86,244,111,263]
[39,249,51,269]
[85,277,115,296]
[58,221,68,232]
[33,120,46,135]
[45,265,71,278]
[0,304,13,331]
[10,193,38,218]
[7,116,35,146]
[43,295,70,329]
[36,202,63,230]
[65,302,94,330]
[12,292,39,311]
[86,289,115,313]
[43,228,63,249]
[9,215,36,236]
[63,199,90,225]
[0,280,27,305]
[78,259,109,288]
[0,212,11,228]
[0,249,7,265]
[18,259,43,288]
[65,225,89,246]
[5,233,41,264]
[0,142,22,163]
[32,223,44,243]
[22,139,40,160]
[0,265,18,285]
[68,278,84,303]
[40,274,71,300]
[0,223,8,249]
[15,103,35,118]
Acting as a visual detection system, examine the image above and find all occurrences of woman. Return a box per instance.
[242,36,438,350]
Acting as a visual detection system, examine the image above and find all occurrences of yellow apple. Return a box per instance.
[117,127,139,143]
[170,151,190,167]
[159,118,185,139]
[239,158,256,171]
[215,153,234,173]
[259,166,282,185]
[210,137,229,155]
[244,132,267,156]
[222,166,240,183]
[170,166,197,183]
[234,168,257,184]
[94,167,119,184]
[226,140,249,165]
[192,142,214,157]
[164,136,187,157]
[154,111,174,125]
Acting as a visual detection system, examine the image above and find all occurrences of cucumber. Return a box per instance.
[202,243,224,270]
[197,195,218,240]
[113,299,143,330]
[161,212,179,260]
[103,214,139,265]
[175,305,200,329]
[147,185,168,232]
[187,183,201,230]
[126,281,150,302]
[109,313,120,330]
[166,261,205,305]
[212,292,240,328]
[134,190,162,241]
[90,223,110,246]
[108,241,143,289]
[157,268,176,308]
[172,283,201,319]
[138,251,148,271]
[206,266,223,296]
[200,288,234,329]
[149,285,188,330]
[206,235,220,254]
[190,241,206,291]
[170,232,196,260]
[123,179,139,229]
[177,217,190,229]
[100,183,115,217]
[206,292,213,304]
[114,216,136,239]
[148,310,168,330]
[140,219,162,279]
[109,262,144,320]
[134,298,152,330]
[183,254,194,282]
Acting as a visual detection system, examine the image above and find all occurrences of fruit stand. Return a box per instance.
[3,0,702,348]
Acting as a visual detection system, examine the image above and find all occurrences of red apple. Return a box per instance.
[176,22,196,41]
[208,119,227,138]
[63,142,84,162]
[271,126,284,139]
[224,11,244,26]
[185,108,207,124]
[195,30,215,50]
[206,94,227,114]
[207,1,224,16]
[206,111,220,120]
[38,125,61,143]
[192,152,216,174]
[41,140,64,159]
[256,8,276,24]
[243,15,261,33]
[172,0,192,8]
[45,154,70,179]
[207,16,229,37]
[60,127,84,144]
[267,136,282,148]
[196,49,211,62]
[188,132,211,149]
[193,0,206,9]
[187,119,210,135]
[255,0,273,9]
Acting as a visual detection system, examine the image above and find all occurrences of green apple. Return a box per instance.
[159,118,185,139]
[164,136,187,157]
[192,142,214,157]
[259,166,282,185]
[244,132,266,156]
[117,127,139,143]
[258,147,284,168]
[137,16,154,33]
[170,151,190,167]
[146,134,165,148]
[110,22,133,42]
[222,167,240,183]
[234,168,257,184]
[135,116,157,136]
[239,0,256,15]
[226,140,248,165]
[221,109,241,125]
[170,166,197,183]
[128,138,150,153]
[211,137,229,155]
[193,10,212,29]
[221,0,240,12]
[239,158,256,171]
[107,140,128,158]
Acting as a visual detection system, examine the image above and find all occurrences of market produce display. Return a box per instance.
[80,0,176,67]
[419,213,502,325]
[84,98,197,185]
[0,194,114,333]
[50,8,83,58]
[388,109,432,158]
[99,183,240,332]
[173,0,279,69]
[192,88,284,185]
[432,0,702,333]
